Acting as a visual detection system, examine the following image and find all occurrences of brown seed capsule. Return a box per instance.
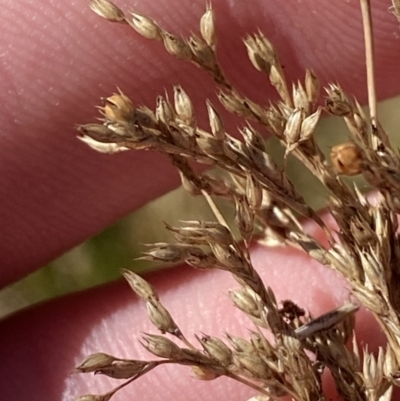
[96,360,148,379]
[234,352,271,379]
[330,142,364,176]
[300,107,321,141]
[188,35,215,69]
[305,69,320,104]
[103,93,135,123]
[197,334,232,367]
[244,35,269,73]
[121,269,158,301]
[77,124,118,142]
[129,12,162,41]
[218,90,252,118]
[228,287,261,318]
[75,353,117,373]
[292,81,309,111]
[146,298,179,335]
[156,95,174,125]
[89,0,125,22]
[225,334,255,354]
[162,32,192,60]
[206,101,225,140]
[141,243,187,263]
[234,196,254,241]
[173,86,195,125]
[200,5,217,48]
[284,108,304,147]
[325,84,353,116]
[190,365,220,380]
[141,333,185,359]
[245,173,263,211]
[77,136,129,154]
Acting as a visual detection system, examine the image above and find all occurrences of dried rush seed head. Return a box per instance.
[75,2,400,401]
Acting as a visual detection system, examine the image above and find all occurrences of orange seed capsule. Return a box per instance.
[103,93,134,123]
[330,142,364,176]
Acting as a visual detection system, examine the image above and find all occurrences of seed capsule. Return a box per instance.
[103,93,135,123]
[330,142,364,176]
[89,0,125,22]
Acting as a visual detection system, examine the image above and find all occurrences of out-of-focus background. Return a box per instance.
[1,96,399,318]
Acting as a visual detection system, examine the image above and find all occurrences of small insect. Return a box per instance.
[294,303,359,340]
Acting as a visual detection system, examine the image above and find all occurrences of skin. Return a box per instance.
[0,0,399,399]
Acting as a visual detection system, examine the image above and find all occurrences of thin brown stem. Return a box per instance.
[107,361,160,397]
[176,332,197,350]
[228,372,300,401]
[360,0,377,129]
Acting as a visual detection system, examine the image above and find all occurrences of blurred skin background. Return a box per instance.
[1,0,400,400]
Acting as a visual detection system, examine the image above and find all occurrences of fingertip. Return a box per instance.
[0,242,388,400]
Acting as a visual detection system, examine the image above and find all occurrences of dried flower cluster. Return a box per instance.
[75,0,400,400]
